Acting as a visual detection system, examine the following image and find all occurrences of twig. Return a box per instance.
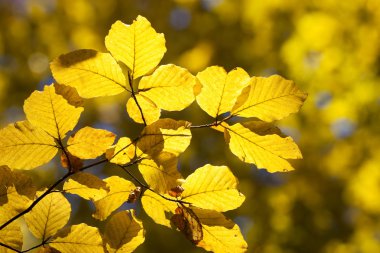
[128,71,147,126]
[0,242,21,253]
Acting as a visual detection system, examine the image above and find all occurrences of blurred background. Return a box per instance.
[1,0,380,252]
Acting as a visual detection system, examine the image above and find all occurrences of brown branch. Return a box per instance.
[128,71,147,126]
[0,242,21,253]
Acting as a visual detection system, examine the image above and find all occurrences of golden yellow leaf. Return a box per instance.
[224,121,302,172]
[92,176,136,220]
[53,83,84,107]
[181,164,245,212]
[50,223,103,253]
[231,75,307,122]
[24,191,71,240]
[138,64,197,111]
[107,137,141,165]
[50,49,128,98]
[23,85,83,139]
[126,94,160,125]
[63,172,108,201]
[0,121,58,170]
[105,210,145,253]
[0,166,36,199]
[196,66,250,118]
[0,214,23,253]
[67,127,116,159]
[137,118,192,158]
[194,208,248,253]
[105,16,166,79]
[0,186,31,217]
[138,153,182,193]
[141,190,177,227]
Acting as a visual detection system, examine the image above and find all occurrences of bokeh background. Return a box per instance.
[1,0,380,252]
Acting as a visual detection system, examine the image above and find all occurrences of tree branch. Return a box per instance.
[128,71,147,126]
[0,242,21,253]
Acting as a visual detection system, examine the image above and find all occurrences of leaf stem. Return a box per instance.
[128,71,147,126]
[190,114,232,129]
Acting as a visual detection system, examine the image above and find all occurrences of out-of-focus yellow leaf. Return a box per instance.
[0,121,58,170]
[63,172,108,201]
[138,153,182,193]
[137,118,191,157]
[23,85,83,139]
[196,66,250,118]
[126,94,160,125]
[141,190,177,227]
[194,208,247,253]
[138,64,197,111]
[107,137,141,165]
[105,210,145,253]
[181,164,245,212]
[105,16,166,79]
[53,83,84,107]
[92,176,135,220]
[0,214,23,253]
[50,49,128,98]
[24,191,70,240]
[224,121,302,172]
[67,127,116,159]
[50,223,103,253]
[232,75,307,122]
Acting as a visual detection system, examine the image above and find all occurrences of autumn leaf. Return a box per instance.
[104,210,145,253]
[181,164,245,212]
[63,172,108,201]
[49,224,103,253]
[0,121,58,170]
[107,137,141,165]
[105,16,166,79]
[196,66,250,118]
[0,214,23,253]
[171,205,203,245]
[50,49,129,98]
[67,126,116,159]
[231,75,307,122]
[126,94,161,125]
[53,83,84,108]
[224,121,302,172]
[24,191,71,240]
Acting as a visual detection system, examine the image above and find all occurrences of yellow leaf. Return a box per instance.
[92,176,135,220]
[138,64,197,111]
[50,223,103,253]
[63,172,108,201]
[105,16,166,79]
[0,166,36,199]
[24,191,71,240]
[231,75,307,122]
[105,210,145,253]
[137,118,192,158]
[126,94,160,125]
[0,185,31,217]
[196,66,250,118]
[107,137,141,165]
[0,214,23,253]
[23,85,83,139]
[0,121,58,170]
[138,153,182,193]
[50,49,128,98]
[53,83,84,107]
[141,190,177,227]
[67,127,116,159]
[224,121,302,172]
[181,164,245,212]
[194,208,248,253]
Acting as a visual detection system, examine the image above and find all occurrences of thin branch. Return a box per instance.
[22,237,50,253]
[128,71,147,126]
[190,114,234,129]
[0,242,21,253]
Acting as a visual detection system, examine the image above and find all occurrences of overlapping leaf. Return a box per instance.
[50,49,128,98]
[63,172,108,201]
[24,191,71,240]
[67,127,116,159]
[126,94,160,125]
[107,137,141,165]
[105,15,166,79]
[104,210,145,253]
[49,224,103,253]
[0,214,23,253]
[224,121,302,172]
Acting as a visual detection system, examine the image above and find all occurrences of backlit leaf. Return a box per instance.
[107,137,141,165]
[138,64,197,111]
[92,176,135,220]
[141,190,177,227]
[51,49,128,98]
[24,191,70,240]
[196,66,250,118]
[181,164,245,212]
[105,210,145,253]
[171,205,203,245]
[224,121,302,172]
[0,166,36,199]
[0,186,31,217]
[126,94,160,125]
[0,121,57,170]
[231,75,307,122]
[105,16,166,79]
[50,223,103,253]
[23,85,83,139]
[0,214,23,253]
[67,126,116,159]
[63,172,108,201]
